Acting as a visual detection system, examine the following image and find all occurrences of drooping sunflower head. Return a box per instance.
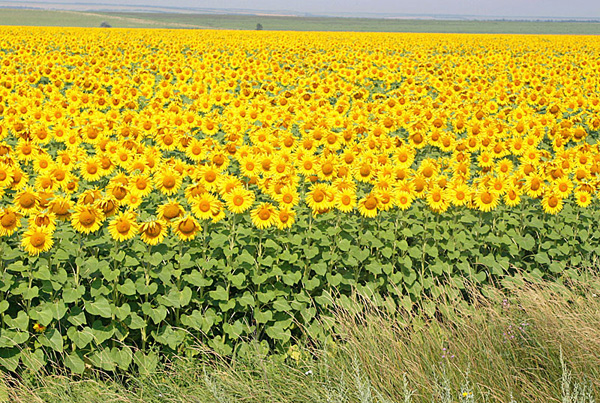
[139,219,168,246]
[157,199,184,222]
[28,210,57,233]
[14,187,39,215]
[275,207,295,230]
[358,194,379,218]
[95,196,120,218]
[71,204,105,234]
[48,195,73,221]
[0,207,21,236]
[173,215,199,241]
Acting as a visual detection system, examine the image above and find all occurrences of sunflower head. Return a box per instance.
[22,225,54,256]
[139,219,168,245]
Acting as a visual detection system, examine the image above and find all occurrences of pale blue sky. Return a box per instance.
[13,0,600,18]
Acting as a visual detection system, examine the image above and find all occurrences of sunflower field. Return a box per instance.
[0,27,600,374]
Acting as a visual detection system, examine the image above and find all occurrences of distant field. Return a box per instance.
[0,8,599,34]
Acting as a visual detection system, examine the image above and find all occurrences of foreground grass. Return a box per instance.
[2,270,599,403]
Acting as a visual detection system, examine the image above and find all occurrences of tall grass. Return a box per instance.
[2,270,599,403]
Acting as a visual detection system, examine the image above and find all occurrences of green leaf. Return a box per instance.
[21,349,45,373]
[0,348,20,371]
[4,311,29,331]
[22,286,39,300]
[148,252,164,267]
[6,261,27,272]
[520,234,536,251]
[254,310,273,324]
[265,323,291,343]
[366,261,382,275]
[118,279,137,296]
[89,348,116,372]
[62,286,85,303]
[0,329,29,348]
[209,286,229,301]
[65,352,86,374]
[142,303,168,325]
[535,252,551,265]
[85,297,113,319]
[91,321,115,345]
[184,270,212,287]
[0,301,8,314]
[67,327,94,349]
[338,239,351,252]
[67,307,87,326]
[125,312,146,330]
[237,292,255,307]
[312,262,327,276]
[110,346,132,370]
[134,351,158,377]
[158,286,192,308]
[39,329,63,352]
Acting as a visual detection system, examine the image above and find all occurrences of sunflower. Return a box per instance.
[357,194,379,218]
[541,192,564,215]
[108,211,139,242]
[28,210,57,233]
[0,207,21,236]
[196,164,220,192]
[139,219,168,246]
[395,190,414,210]
[306,184,333,212]
[523,174,546,198]
[504,187,522,207]
[129,174,153,198]
[553,177,573,198]
[154,167,183,196]
[474,189,499,212]
[95,196,119,218]
[427,186,451,213]
[80,157,103,182]
[192,192,220,220]
[48,196,73,221]
[173,215,200,241]
[450,183,471,207]
[224,187,255,214]
[251,203,276,229]
[275,207,295,230]
[335,189,356,213]
[575,190,592,208]
[71,204,104,234]
[157,199,184,222]
[14,187,39,215]
[21,225,54,256]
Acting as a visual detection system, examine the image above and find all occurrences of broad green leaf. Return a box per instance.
[0,348,20,371]
[134,351,158,377]
[4,311,29,331]
[85,297,113,318]
[39,329,63,352]
[65,352,86,374]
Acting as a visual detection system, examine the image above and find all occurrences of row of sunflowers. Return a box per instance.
[1,28,599,255]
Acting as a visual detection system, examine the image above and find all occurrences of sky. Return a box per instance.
[13,0,600,18]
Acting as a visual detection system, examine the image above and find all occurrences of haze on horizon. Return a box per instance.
[11,0,600,18]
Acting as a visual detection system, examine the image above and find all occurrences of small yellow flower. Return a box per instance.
[33,323,46,333]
